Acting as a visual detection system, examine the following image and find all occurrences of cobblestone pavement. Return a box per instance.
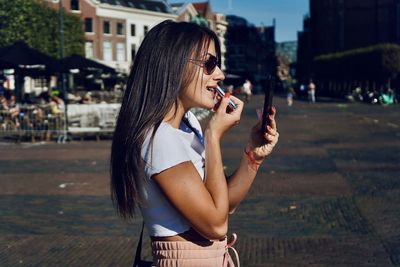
[1,95,399,267]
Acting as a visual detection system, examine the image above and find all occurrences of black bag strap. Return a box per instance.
[133,221,145,267]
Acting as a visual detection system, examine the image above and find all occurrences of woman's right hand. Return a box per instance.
[207,93,244,140]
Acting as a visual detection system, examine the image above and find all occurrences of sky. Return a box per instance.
[168,0,310,42]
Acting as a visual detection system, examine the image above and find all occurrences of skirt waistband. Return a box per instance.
[151,234,240,267]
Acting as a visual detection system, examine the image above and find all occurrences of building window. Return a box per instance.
[34,77,47,88]
[117,22,125,35]
[103,41,112,61]
[104,21,111,34]
[117,43,125,62]
[131,44,136,61]
[85,41,94,59]
[71,0,79,11]
[144,25,149,35]
[85,18,93,33]
[130,24,136,36]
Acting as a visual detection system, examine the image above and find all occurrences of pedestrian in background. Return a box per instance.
[110,20,279,266]
[287,84,296,106]
[242,79,252,102]
[308,79,316,103]
[0,90,20,129]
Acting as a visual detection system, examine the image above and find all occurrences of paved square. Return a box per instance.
[1,95,399,266]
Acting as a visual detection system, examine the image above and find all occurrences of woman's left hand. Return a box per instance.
[247,106,279,161]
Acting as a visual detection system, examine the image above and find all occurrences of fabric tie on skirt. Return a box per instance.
[223,233,240,267]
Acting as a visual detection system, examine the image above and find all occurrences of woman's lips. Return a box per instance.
[206,86,216,98]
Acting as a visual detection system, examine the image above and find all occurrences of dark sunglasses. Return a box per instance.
[189,53,218,75]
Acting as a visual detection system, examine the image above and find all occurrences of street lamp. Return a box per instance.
[59,0,66,97]
[59,0,68,143]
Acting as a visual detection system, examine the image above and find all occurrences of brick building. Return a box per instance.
[46,0,176,73]
[297,0,400,82]
[192,1,216,31]
[214,12,228,71]
[170,2,199,22]
[225,15,276,92]
[296,15,312,84]
[170,1,227,71]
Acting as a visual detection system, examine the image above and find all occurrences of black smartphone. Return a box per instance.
[261,77,274,134]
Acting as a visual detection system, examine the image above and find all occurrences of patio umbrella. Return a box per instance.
[224,73,245,86]
[58,54,115,73]
[225,73,242,79]
[0,41,58,70]
[0,58,16,69]
[0,41,59,102]
[0,46,16,69]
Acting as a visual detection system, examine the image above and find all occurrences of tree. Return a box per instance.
[0,0,84,58]
[314,44,400,86]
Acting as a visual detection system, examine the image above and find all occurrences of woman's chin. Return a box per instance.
[207,102,217,110]
[197,100,215,110]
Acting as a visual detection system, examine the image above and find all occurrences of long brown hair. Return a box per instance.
[110,20,221,218]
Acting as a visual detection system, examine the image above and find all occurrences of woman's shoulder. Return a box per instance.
[146,122,180,145]
[142,122,191,176]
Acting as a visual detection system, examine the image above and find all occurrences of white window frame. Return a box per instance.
[116,43,125,62]
[103,41,112,61]
[85,41,94,59]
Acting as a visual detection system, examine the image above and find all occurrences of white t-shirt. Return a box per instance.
[138,111,205,237]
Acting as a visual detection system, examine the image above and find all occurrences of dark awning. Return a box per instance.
[225,73,243,79]
[0,58,16,69]
[0,41,58,71]
[58,54,115,73]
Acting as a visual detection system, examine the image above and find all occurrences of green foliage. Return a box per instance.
[0,0,84,58]
[314,43,400,82]
[190,15,209,28]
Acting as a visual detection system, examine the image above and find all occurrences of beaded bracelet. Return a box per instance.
[244,147,264,171]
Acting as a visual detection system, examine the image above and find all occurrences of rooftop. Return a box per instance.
[99,0,171,13]
[192,2,208,16]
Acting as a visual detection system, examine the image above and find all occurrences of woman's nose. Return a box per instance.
[213,66,225,81]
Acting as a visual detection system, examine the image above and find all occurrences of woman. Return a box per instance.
[110,20,279,266]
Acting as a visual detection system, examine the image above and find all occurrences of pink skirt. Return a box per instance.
[151,234,239,267]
